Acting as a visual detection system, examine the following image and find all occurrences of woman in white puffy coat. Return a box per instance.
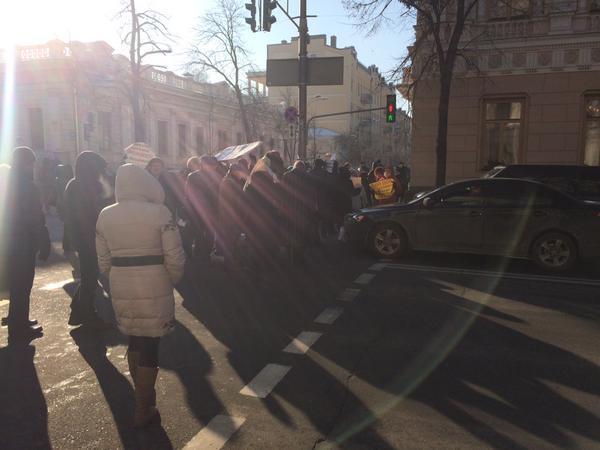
[96,164,185,428]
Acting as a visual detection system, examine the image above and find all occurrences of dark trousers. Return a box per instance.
[129,336,160,368]
[71,246,99,318]
[7,250,36,330]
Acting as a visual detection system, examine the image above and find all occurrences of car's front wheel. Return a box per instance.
[371,224,407,259]
[531,232,577,272]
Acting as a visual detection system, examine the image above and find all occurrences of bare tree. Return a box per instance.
[188,0,255,142]
[345,0,480,186]
[117,0,172,142]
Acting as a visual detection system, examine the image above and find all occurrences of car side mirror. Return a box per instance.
[422,197,434,209]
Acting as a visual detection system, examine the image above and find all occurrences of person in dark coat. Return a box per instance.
[64,151,111,327]
[282,160,316,261]
[0,147,50,341]
[146,157,180,218]
[185,155,222,263]
[309,159,336,241]
[218,163,247,269]
[396,162,411,200]
[243,152,285,268]
[332,165,360,226]
[359,162,372,206]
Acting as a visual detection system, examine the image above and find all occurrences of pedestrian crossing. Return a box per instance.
[2,258,382,449]
[178,261,378,449]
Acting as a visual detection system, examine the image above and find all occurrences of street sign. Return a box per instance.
[284,106,298,123]
[266,57,344,86]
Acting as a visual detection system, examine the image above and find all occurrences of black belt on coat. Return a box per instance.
[111,255,165,267]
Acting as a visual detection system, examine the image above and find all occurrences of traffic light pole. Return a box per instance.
[306,106,387,132]
[298,0,309,161]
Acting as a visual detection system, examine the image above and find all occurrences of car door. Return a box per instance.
[482,180,561,256]
[416,181,485,252]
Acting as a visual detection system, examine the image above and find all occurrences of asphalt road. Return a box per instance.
[1,215,599,449]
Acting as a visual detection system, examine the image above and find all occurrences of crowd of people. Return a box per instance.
[0,144,410,428]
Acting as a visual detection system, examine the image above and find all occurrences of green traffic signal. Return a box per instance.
[386,94,396,123]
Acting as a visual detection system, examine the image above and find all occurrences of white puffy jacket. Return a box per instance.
[96,164,185,337]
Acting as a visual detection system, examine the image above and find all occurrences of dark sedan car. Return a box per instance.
[344,178,600,272]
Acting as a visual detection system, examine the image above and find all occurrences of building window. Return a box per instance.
[236,131,243,144]
[195,127,204,155]
[98,111,112,153]
[584,95,600,166]
[151,71,168,84]
[481,98,524,169]
[28,108,45,150]
[592,0,600,12]
[157,120,169,155]
[178,123,188,157]
[489,0,530,19]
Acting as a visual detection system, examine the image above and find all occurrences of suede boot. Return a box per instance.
[127,351,141,383]
[134,367,160,428]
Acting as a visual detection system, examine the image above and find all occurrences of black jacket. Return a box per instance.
[1,167,50,258]
[64,152,108,252]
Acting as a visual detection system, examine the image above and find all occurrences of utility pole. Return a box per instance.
[298,0,308,160]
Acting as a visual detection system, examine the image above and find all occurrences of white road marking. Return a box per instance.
[0,299,8,307]
[387,263,600,287]
[283,331,323,354]
[183,415,246,450]
[338,288,361,302]
[369,263,387,272]
[239,364,291,398]
[39,279,74,291]
[314,307,344,325]
[354,273,375,285]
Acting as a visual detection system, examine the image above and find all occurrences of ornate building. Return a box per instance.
[0,40,278,168]
[407,0,600,187]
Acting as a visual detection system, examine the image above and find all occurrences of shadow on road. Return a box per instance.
[179,245,396,448]
[0,344,51,450]
[70,327,173,450]
[320,271,600,449]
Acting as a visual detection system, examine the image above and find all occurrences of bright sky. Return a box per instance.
[0,0,414,80]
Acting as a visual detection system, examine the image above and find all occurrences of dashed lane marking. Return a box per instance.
[386,263,600,287]
[354,273,375,285]
[39,279,74,291]
[183,415,246,450]
[314,307,344,325]
[283,331,323,354]
[239,364,291,398]
[337,288,361,302]
[368,263,387,272]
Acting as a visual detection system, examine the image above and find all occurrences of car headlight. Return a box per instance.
[352,214,366,222]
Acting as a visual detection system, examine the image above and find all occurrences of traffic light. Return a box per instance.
[245,1,257,32]
[386,94,396,123]
[263,0,277,32]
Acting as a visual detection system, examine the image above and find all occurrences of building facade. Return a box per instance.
[408,0,600,187]
[0,40,277,168]
[248,35,408,163]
